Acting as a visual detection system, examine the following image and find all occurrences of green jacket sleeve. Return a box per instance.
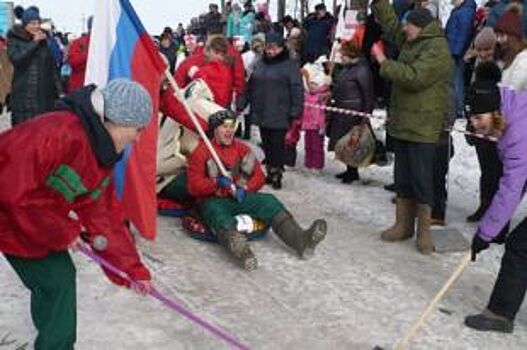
[370,0,407,50]
[379,41,451,91]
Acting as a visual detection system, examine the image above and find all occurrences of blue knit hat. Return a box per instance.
[101,79,152,128]
[16,6,41,26]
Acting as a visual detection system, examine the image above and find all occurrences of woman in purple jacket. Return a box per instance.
[465,82,527,333]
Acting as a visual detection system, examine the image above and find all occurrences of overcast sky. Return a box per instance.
[14,0,216,35]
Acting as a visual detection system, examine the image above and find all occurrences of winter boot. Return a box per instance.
[465,309,514,333]
[466,205,487,222]
[380,198,416,242]
[383,183,396,192]
[416,203,434,254]
[271,211,327,259]
[341,167,359,184]
[335,170,347,179]
[217,229,258,270]
[269,167,283,190]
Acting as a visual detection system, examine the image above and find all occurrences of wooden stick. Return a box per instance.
[393,252,472,350]
[164,69,230,178]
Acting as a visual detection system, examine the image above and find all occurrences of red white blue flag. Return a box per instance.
[86,0,166,239]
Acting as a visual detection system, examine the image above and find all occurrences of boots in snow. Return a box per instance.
[271,211,327,259]
[381,198,416,242]
[266,167,282,190]
[416,203,434,254]
[465,309,514,333]
[217,229,258,270]
[466,205,487,222]
[341,166,359,184]
[335,170,347,179]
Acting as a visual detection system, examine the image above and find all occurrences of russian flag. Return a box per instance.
[85,0,166,239]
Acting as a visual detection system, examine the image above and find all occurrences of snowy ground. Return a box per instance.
[1,111,526,350]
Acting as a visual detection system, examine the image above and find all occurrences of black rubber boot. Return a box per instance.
[465,309,514,333]
[271,211,327,259]
[267,167,282,190]
[335,170,348,179]
[217,229,258,270]
[466,205,487,222]
[341,166,359,184]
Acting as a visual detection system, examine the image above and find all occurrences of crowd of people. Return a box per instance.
[1,0,527,348]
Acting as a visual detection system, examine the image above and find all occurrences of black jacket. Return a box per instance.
[241,48,304,130]
[327,57,375,150]
[7,25,61,125]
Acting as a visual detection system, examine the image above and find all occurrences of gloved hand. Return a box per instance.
[216,175,233,189]
[206,159,219,179]
[233,186,246,203]
[471,233,490,261]
[239,153,256,178]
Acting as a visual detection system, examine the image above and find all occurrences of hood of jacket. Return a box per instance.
[55,85,120,166]
[7,24,33,42]
[263,47,290,64]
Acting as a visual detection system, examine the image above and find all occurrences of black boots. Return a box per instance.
[335,166,359,184]
[217,229,258,271]
[466,206,487,222]
[271,211,327,259]
[465,309,514,333]
[266,167,283,190]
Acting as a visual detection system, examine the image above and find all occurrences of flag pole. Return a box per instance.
[164,70,231,178]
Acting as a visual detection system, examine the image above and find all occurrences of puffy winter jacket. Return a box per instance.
[445,0,476,57]
[478,88,527,240]
[327,57,375,150]
[0,88,150,285]
[241,49,304,130]
[7,25,61,125]
[372,0,453,143]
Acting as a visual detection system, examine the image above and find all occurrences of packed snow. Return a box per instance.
[1,111,526,349]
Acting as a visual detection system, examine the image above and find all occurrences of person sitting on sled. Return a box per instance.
[0,79,152,350]
[186,110,328,270]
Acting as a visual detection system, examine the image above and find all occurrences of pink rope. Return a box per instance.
[76,245,250,350]
[303,102,498,143]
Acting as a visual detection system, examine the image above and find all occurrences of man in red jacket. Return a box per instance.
[0,79,152,350]
[186,110,327,270]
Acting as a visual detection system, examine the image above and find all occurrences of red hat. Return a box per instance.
[494,9,523,39]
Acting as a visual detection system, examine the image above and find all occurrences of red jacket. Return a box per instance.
[0,112,150,285]
[187,139,265,199]
[175,44,245,104]
[67,34,90,93]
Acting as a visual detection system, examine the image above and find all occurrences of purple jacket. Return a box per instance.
[478,88,527,241]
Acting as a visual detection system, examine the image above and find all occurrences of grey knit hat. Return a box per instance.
[101,79,152,128]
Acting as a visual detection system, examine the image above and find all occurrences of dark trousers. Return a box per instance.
[432,132,454,219]
[5,252,77,350]
[393,138,436,207]
[487,216,527,320]
[260,128,287,170]
[475,139,503,210]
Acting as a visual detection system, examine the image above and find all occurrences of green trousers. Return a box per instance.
[5,251,76,350]
[199,193,285,232]
[158,172,193,205]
